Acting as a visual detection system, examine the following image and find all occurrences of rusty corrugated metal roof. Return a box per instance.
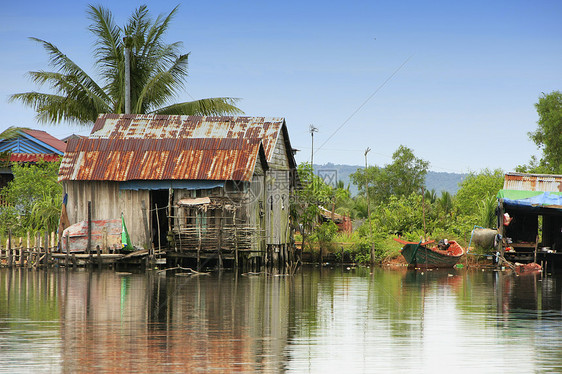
[503,172,562,192]
[59,137,264,182]
[89,114,285,162]
[8,153,61,163]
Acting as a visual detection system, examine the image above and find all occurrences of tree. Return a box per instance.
[0,160,63,236]
[520,91,562,173]
[386,145,430,197]
[350,145,429,205]
[290,163,332,254]
[454,169,504,218]
[10,5,242,125]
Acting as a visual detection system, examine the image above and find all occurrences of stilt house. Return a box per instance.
[58,114,297,267]
[497,172,562,270]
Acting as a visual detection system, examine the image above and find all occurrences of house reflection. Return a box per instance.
[56,270,292,373]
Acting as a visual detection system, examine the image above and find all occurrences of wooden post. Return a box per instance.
[218,210,223,270]
[65,233,70,268]
[87,201,92,264]
[19,237,24,268]
[7,230,12,268]
[534,234,539,264]
[168,188,173,234]
[141,200,150,250]
[197,210,202,270]
[26,232,30,268]
[102,227,108,254]
[155,203,161,254]
[44,231,49,267]
[34,232,40,268]
[234,209,239,268]
[498,200,505,262]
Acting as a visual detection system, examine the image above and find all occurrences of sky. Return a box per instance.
[1,0,561,174]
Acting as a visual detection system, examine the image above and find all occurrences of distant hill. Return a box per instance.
[313,163,467,196]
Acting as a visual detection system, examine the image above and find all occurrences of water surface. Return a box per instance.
[0,266,561,373]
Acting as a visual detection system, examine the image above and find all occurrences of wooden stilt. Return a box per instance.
[7,230,12,268]
[65,233,70,268]
[234,210,239,269]
[87,201,92,265]
[218,211,223,270]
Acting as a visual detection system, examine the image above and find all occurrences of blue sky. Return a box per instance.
[1,0,561,173]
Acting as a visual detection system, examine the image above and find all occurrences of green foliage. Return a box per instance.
[291,163,333,249]
[424,189,437,204]
[0,161,62,236]
[10,5,242,125]
[310,221,338,243]
[477,194,498,229]
[386,145,430,197]
[525,91,562,173]
[350,145,429,206]
[454,169,503,217]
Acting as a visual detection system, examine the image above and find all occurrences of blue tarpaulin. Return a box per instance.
[498,189,562,210]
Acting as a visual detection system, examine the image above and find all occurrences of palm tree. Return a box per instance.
[10,5,242,125]
[438,191,454,216]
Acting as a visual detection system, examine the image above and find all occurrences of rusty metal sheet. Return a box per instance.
[8,153,61,163]
[88,114,285,161]
[61,219,122,253]
[503,172,562,192]
[59,138,263,182]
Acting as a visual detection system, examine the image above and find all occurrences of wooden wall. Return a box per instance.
[265,130,292,246]
[62,181,150,249]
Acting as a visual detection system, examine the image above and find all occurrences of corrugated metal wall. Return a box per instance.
[504,172,562,192]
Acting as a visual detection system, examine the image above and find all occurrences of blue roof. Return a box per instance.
[0,129,65,155]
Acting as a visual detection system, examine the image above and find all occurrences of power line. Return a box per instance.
[316,55,413,154]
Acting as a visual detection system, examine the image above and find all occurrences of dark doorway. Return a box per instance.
[151,189,170,250]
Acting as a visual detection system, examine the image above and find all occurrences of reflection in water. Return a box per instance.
[0,267,561,373]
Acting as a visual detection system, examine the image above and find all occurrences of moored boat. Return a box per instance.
[395,238,464,268]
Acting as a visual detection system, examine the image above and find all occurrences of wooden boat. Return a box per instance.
[395,238,464,268]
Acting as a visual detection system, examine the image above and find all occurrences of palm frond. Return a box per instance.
[142,5,179,59]
[87,5,123,79]
[0,127,30,140]
[10,92,102,125]
[154,98,244,116]
[13,5,243,122]
[134,53,189,112]
[26,38,109,103]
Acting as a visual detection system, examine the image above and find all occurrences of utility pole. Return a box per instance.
[309,125,318,193]
[123,36,132,114]
[365,147,375,267]
[309,125,318,167]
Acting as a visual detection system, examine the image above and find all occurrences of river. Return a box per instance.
[0,266,561,373]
